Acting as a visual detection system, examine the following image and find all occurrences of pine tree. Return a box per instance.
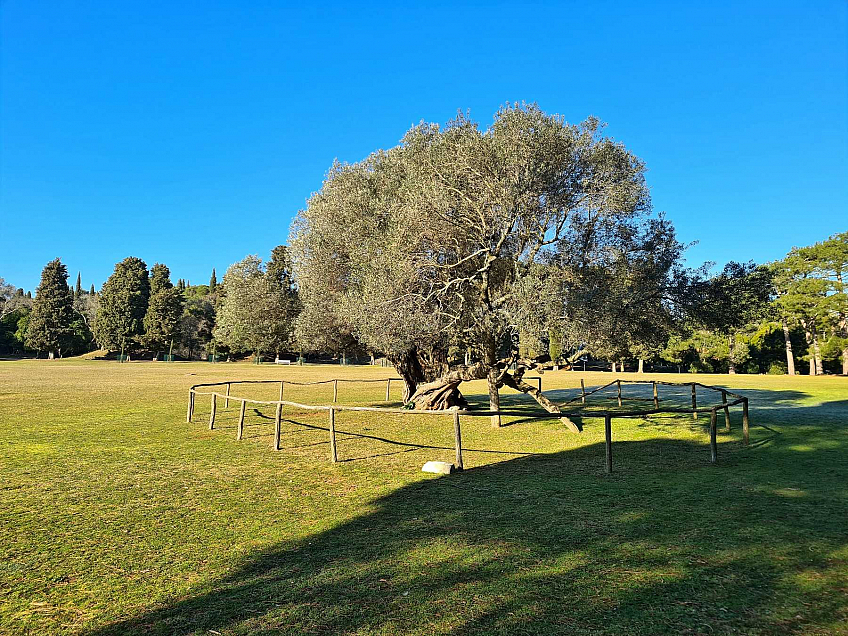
[93,257,151,351]
[25,258,76,358]
[75,272,82,300]
[209,269,217,293]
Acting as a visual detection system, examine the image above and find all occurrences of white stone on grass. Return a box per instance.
[421,461,456,475]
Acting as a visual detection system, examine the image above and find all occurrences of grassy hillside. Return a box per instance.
[1,360,846,634]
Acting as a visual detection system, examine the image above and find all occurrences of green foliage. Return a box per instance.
[767,360,787,374]
[180,297,215,359]
[209,268,217,293]
[183,284,210,300]
[547,328,562,362]
[25,258,76,356]
[149,263,173,295]
[292,104,679,386]
[214,254,298,356]
[701,262,773,332]
[143,263,184,355]
[94,257,150,351]
[15,313,30,346]
[0,306,30,353]
[66,317,93,356]
[518,330,542,360]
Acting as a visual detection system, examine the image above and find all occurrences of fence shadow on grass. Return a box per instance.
[88,401,848,635]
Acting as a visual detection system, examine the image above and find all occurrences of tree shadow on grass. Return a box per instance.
[88,418,848,635]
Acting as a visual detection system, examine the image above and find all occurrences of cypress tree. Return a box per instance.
[94,257,151,351]
[144,265,183,356]
[26,291,32,299]
[25,258,76,358]
[150,263,173,295]
[209,269,217,293]
[89,284,96,296]
[75,272,82,300]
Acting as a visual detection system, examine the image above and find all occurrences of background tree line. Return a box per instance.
[0,246,299,361]
[1,107,844,384]
[1,231,843,374]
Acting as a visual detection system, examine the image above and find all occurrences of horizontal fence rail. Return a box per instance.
[185,377,754,473]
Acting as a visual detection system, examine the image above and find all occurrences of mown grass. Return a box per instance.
[1,360,846,634]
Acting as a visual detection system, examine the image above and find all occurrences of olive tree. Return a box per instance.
[291,104,682,428]
[214,254,297,359]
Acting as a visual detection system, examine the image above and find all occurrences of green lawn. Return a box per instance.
[1,360,846,634]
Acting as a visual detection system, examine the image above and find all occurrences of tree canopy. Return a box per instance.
[292,104,687,422]
[25,259,76,357]
[94,257,151,351]
[214,252,298,358]
[143,264,183,355]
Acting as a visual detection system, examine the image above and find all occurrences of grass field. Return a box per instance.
[1,360,846,634]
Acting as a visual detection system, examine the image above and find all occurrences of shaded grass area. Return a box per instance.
[1,361,846,634]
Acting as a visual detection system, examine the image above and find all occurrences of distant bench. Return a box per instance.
[274,359,292,365]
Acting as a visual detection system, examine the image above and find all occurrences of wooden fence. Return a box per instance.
[186,377,751,473]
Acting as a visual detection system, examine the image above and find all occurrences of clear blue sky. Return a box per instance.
[1,0,846,292]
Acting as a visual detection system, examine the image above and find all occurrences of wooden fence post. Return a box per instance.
[386,378,391,402]
[279,381,284,402]
[237,399,246,440]
[274,402,282,450]
[535,377,542,392]
[710,407,718,464]
[333,379,338,403]
[742,398,750,446]
[617,380,622,407]
[225,383,230,408]
[653,381,659,409]
[721,389,731,431]
[691,383,698,420]
[453,411,463,470]
[209,393,217,430]
[186,391,194,422]
[329,407,337,463]
[604,413,613,473]
[581,379,586,404]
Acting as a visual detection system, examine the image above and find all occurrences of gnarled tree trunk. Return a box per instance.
[500,372,581,433]
[389,345,451,404]
[405,354,582,434]
[407,362,487,410]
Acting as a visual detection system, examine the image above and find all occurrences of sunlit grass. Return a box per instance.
[1,360,846,634]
